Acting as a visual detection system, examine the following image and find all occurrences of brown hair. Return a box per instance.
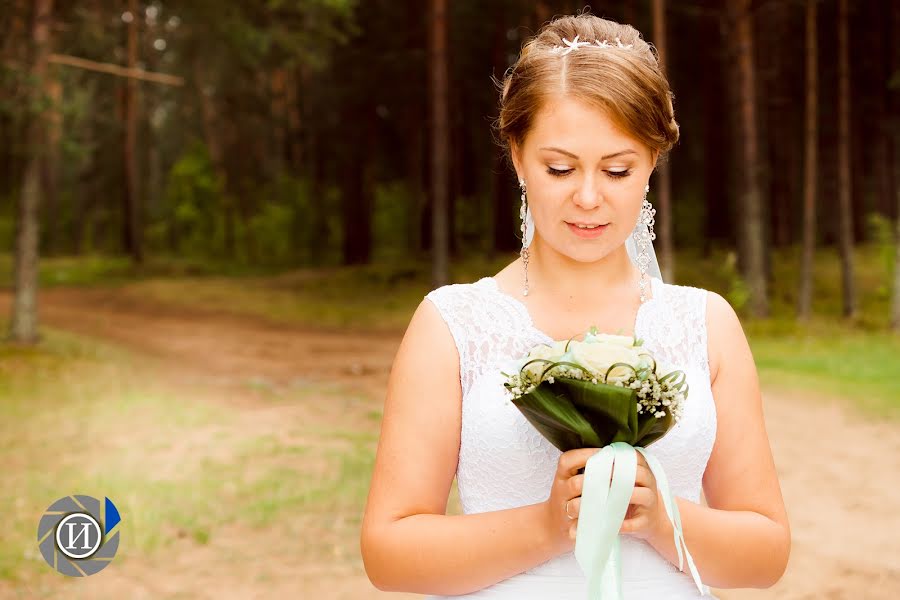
[493,12,680,169]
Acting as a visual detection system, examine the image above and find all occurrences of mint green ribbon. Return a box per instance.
[574,442,711,598]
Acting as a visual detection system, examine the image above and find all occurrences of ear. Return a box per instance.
[510,140,524,182]
[650,149,659,172]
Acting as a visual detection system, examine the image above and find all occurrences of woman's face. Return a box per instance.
[511,96,658,263]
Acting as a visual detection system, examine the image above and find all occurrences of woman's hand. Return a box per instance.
[541,447,599,554]
[618,450,666,542]
[542,448,668,555]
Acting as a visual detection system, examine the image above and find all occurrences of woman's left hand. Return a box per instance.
[618,450,666,541]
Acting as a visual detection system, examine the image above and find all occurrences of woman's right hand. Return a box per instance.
[541,447,601,554]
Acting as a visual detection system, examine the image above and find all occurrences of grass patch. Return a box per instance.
[111,245,900,412]
[746,323,900,419]
[0,253,291,290]
[0,327,378,585]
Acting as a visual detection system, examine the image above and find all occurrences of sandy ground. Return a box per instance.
[1,285,898,599]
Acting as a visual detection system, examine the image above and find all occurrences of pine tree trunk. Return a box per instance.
[9,0,54,344]
[429,0,449,287]
[732,0,769,317]
[837,0,857,319]
[490,5,515,258]
[41,77,61,255]
[122,0,142,264]
[891,0,900,332]
[798,0,818,321]
[893,184,900,331]
[652,0,674,280]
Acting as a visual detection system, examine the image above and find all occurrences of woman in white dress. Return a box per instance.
[360,13,790,600]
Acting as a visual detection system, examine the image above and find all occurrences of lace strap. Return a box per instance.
[661,283,711,376]
[424,279,530,399]
[423,283,480,398]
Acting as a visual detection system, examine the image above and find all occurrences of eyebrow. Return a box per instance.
[540,147,637,160]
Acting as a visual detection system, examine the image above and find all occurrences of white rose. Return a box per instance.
[584,332,636,347]
[570,340,642,382]
[528,340,569,361]
[520,340,569,379]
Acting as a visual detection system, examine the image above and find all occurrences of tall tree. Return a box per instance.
[9,0,54,344]
[837,0,857,318]
[798,0,819,321]
[731,0,768,317]
[122,0,143,263]
[891,0,900,332]
[490,1,516,258]
[651,0,673,281]
[893,165,900,332]
[430,0,449,287]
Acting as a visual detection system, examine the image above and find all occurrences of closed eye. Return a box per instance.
[546,167,633,180]
[547,166,573,177]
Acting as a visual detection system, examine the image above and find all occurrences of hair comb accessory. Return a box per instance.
[551,35,634,54]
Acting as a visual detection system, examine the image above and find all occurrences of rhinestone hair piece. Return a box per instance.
[549,34,635,55]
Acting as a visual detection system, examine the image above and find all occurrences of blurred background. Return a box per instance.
[0,0,898,598]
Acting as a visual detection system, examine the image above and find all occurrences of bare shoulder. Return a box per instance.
[703,289,746,385]
[360,295,463,552]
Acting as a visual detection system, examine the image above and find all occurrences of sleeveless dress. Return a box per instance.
[421,275,720,599]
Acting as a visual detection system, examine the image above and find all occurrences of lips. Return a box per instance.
[566,222,610,238]
[568,222,607,228]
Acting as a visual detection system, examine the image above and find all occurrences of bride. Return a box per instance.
[360,13,790,599]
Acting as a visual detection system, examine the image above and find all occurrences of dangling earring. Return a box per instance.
[519,178,534,296]
[634,184,656,303]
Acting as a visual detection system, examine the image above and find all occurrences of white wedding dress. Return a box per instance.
[421,275,720,599]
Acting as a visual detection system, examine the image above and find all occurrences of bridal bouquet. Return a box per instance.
[501,327,687,456]
[500,328,710,599]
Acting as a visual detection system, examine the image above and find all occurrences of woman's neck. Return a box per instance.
[525,239,642,309]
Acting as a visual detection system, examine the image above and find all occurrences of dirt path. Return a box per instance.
[3,286,898,599]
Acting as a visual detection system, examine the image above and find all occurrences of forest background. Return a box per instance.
[1,1,898,598]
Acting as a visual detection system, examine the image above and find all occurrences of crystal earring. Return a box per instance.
[519,178,533,296]
[634,184,656,303]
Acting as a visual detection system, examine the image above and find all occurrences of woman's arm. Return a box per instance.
[646,291,791,589]
[365,503,561,595]
[360,299,565,595]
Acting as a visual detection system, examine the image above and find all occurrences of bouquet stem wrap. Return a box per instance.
[574,442,710,599]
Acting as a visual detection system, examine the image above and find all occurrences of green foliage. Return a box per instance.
[717,250,750,312]
[373,180,414,262]
[247,174,310,265]
[156,141,223,257]
[866,212,896,298]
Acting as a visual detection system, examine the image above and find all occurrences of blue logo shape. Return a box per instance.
[37,495,122,577]
[105,497,121,532]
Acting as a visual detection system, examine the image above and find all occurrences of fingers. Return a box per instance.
[566,496,581,518]
[633,464,656,488]
[633,452,655,489]
[629,485,654,507]
[559,448,601,478]
[567,473,584,497]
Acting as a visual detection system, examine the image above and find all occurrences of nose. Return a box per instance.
[572,173,603,210]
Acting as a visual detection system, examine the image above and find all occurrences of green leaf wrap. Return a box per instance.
[510,376,676,471]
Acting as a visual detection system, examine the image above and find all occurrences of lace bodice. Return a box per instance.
[422,275,719,598]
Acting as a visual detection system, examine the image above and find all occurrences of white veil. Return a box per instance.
[625,219,663,282]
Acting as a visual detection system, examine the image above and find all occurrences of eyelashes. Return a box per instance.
[546,167,632,180]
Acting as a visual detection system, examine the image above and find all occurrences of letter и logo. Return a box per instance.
[37,495,121,577]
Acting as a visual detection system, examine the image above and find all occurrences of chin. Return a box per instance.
[559,243,617,263]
